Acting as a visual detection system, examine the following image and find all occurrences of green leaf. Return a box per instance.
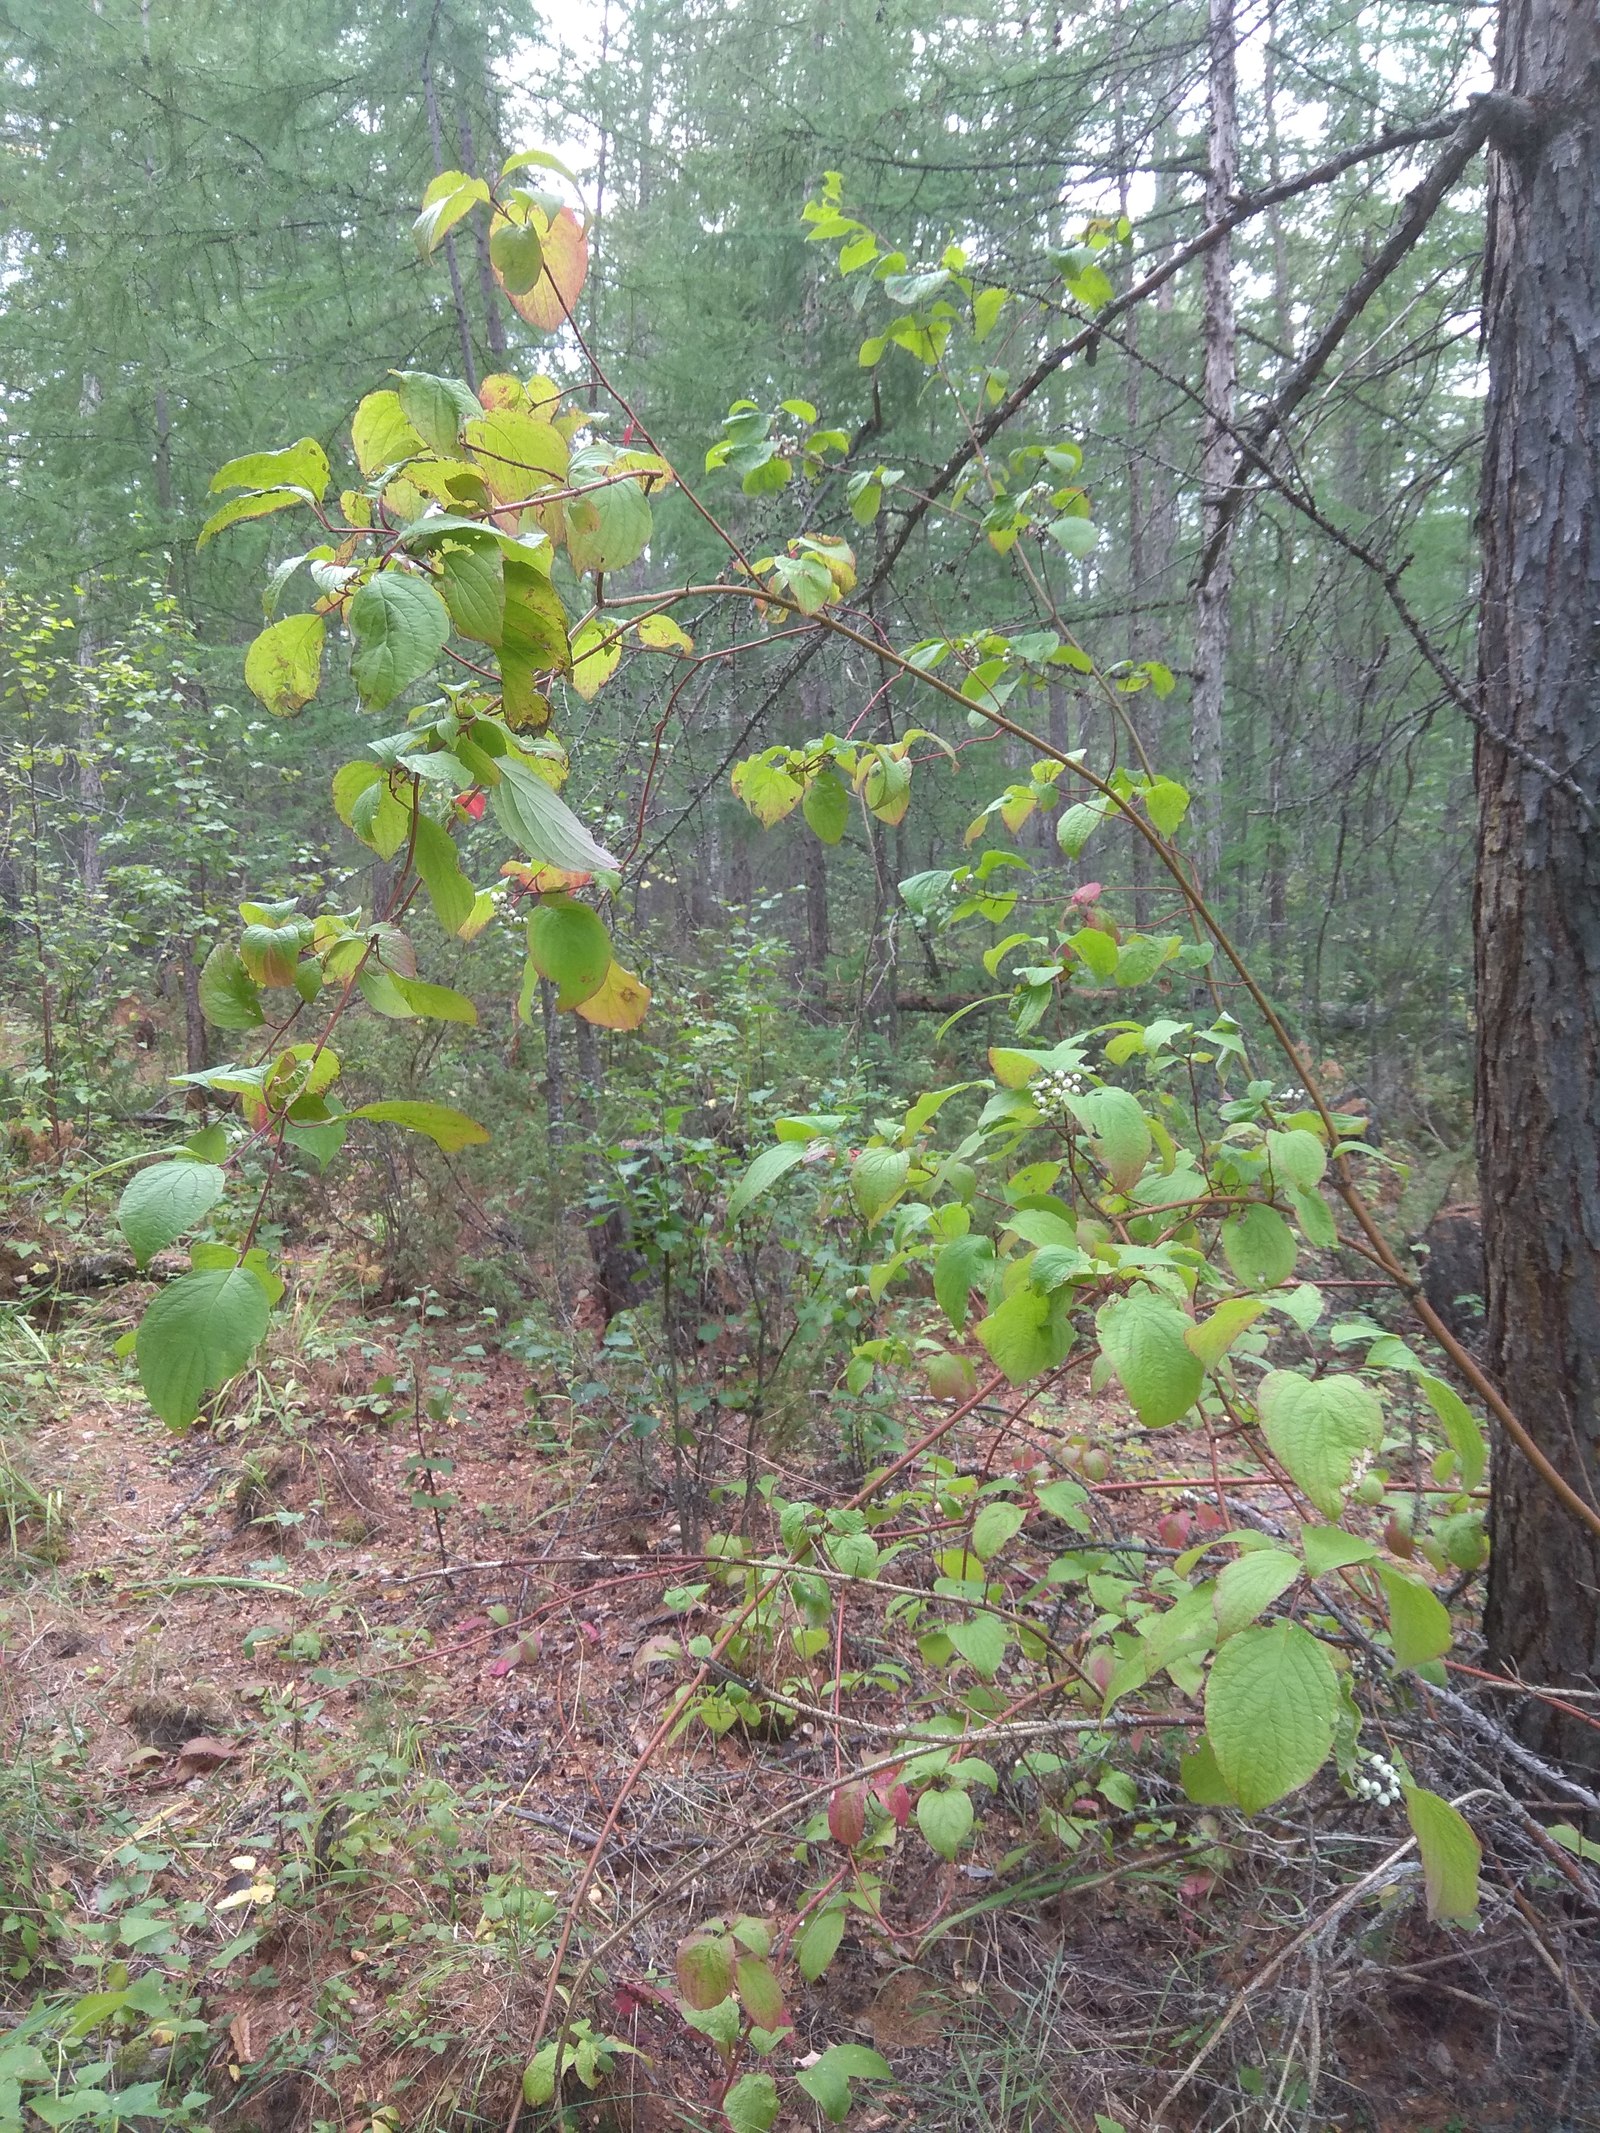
[566,460,653,574]
[1204,1620,1338,1813]
[1288,1180,1337,1248]
[1548,1823,1600,1865]
[492,757,619,874]
[350,777,412,859]
[1056,801,1104,858]
[727,1141,810,1222]
[796,2045,891,2128]
[118,1162,225,1269]
[1405,1786,1481,1924]
[796,2044,891,2126]
[977,1282,1071,1385]
[973,284,1006,338]
[1378,1566,1453,1670]
[393,369,480,458]
[1417,1372,1487,1490]
[851,1146,910,1223]
[947,1614,1007,1678]
[723,2072,781,2133]
[1096,1290,1204,1426]
[1142,776,1190,837]
[1071,1086,1152,1190]
[795,1902,847,1983]
[350,1101,490,1152]
[284,1115,348,1172]
[198,944,263,1031]
[197,487,308,548]
[971,1502,1025,1560]
[244,613,324,715]
[1221,1204,1298,1288]
[1047,515,1098,559]
[498,563,566,679]
[490,217,545,294]
[352,390,425,474]
[1069,925,1119,981]
[916,1787,974,1861]
[803,768,850,845]
[527,896,612,1008]
[522,2044,560,2105]
[1212,1549,1300,1641]
[348,572,452,710]
[412,815,476,937]
[1267,1127,1327,1189]
[735,1955,787,2031]
[934,1233,995,1333]
[211,437,330,499]
[136,1267,272,1429]
[1185,1297,1266,1370]
[391,976,477,1023]
[1301,1526,1380,1576]
[437,544,505,645]
[1258,1370,1384,1518]
[1179,1738,1236,1805]
[1035,1477,1089,1528]
[413,170,489,257]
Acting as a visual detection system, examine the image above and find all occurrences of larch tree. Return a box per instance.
[1476,0,1600,1767]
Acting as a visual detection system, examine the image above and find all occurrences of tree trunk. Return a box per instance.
[1190,0,1239,900]
[421,46,477,391]
[1476,1,1600,1769]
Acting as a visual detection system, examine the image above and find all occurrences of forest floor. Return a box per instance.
[1,1271,1597,2133]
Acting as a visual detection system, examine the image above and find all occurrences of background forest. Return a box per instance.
[2,3,1597,2132]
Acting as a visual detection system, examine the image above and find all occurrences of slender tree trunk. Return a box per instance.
[421,47,477,390]
[1262,8,1292,979]
[540,976,568,1247]
[458,100,507,363]
[1476,1,1600,1769]
[1190,0,1239,899]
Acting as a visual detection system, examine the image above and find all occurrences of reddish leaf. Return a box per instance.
[876,1782,912,1830]
[828,1784,867,1850]
[676,1931,736,2009]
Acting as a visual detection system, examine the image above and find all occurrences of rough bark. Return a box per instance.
[1476,0,1600,1768]
[1190,0,1238,898]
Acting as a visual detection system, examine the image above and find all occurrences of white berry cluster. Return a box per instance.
[1031,1067,1087,1128]
[1350,1750,1403,1807]
[1274,1085,1307,1107]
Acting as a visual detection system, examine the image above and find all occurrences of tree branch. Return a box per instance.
[659,107,1475,827]
[1197,96,1500,586]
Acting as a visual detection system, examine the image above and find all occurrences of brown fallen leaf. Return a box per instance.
[227,2011,253,2065]
[175,1735,240,1773]
[630,1633,682,1677]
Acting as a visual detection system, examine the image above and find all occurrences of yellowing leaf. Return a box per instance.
[244,614,324,716]
[635,613,694,654]
[413,170,488,257]
[574,960,650,1030]
[464,408,569,504]
[569,616,623,699]
[210,438,330,499]
[197,489,305,548]
[352,391,425,475]
[499,204,589,331]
